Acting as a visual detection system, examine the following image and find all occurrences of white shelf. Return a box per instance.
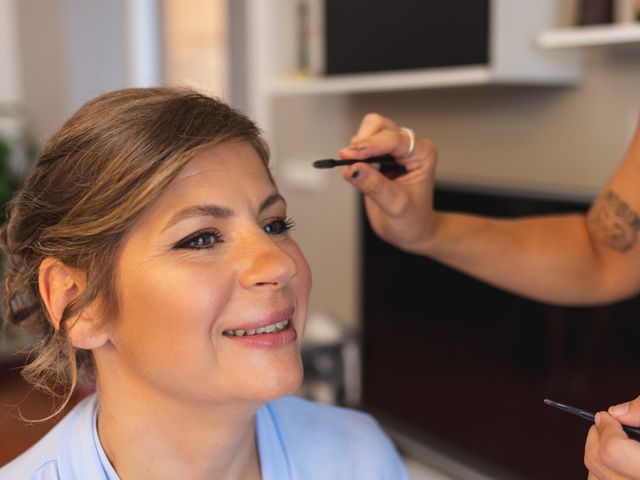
[538,23,640,49]
[268,66,493,96]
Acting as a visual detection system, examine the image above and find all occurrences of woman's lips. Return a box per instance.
[221,308,297,348]
[223,319,290,337]
[222,321,297,349]
[222,307,295,335]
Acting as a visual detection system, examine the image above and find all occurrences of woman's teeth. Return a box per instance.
[223,319,290,337]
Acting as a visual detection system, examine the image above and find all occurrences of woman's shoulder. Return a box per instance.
[0,394,98,480]
[260,396,408,479]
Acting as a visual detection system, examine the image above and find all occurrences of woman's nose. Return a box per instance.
[238,236,298,290]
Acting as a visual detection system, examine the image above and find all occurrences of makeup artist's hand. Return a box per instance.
[585,397,640,479]
[339,113,439,253]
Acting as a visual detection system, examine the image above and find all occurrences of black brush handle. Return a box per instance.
[312,154,398,169]
[545,399,640,441]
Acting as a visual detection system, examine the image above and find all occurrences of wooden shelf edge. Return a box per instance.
[538,23,640,49]
[267,65,494,96]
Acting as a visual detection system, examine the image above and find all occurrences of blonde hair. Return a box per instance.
[0,87,269,415]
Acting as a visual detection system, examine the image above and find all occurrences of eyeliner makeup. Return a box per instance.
[544,398,640,441]
[312,154,407,174]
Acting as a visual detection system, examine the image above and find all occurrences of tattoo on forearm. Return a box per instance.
[587,190,640,252]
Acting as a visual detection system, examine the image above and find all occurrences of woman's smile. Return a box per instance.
[221,307,297,348]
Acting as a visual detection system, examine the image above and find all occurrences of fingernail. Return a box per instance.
[609,402,630,417]
[595,412,602,427]
[351,169,360,179]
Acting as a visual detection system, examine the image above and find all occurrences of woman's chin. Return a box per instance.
[244,363,304,402]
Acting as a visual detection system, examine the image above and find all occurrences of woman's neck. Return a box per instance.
[95,379,263,480]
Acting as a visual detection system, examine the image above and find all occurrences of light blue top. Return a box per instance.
[0,394,408,479]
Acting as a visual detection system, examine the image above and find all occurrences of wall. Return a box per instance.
[15,0,163,146]
[163,0,228,97]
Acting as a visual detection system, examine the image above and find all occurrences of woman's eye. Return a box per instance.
[175,231,221,250]
[263,217,295,235]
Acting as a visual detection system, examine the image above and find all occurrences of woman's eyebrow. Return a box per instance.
[259,193,286,212]
[163,193,286,232]
[163,205,233,231]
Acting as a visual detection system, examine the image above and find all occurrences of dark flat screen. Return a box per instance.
[324,0,490,74]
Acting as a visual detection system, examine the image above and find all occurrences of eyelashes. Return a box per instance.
[264,216,296,235]
[175,230,221,250]
[174,217,296,251]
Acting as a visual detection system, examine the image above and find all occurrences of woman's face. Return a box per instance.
[99,141,311,404]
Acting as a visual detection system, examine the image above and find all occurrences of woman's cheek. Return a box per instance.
[292,246,312,299]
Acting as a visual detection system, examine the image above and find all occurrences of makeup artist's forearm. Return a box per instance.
[405,211,640,305]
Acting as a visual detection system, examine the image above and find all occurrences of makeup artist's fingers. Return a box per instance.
[339,128,415,163]
[586,424,619,479]
[609,396,640,427]
[585,412,640,479]
[597,412,640,477]
[340,135,438,250]
[341,163,409,217]
[352,113,398,143]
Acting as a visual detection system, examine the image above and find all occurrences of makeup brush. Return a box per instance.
[312,154,407,174]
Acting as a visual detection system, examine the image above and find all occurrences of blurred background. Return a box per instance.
[2,1,640,478]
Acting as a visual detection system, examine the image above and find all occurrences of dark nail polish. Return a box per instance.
[351,170,360,179]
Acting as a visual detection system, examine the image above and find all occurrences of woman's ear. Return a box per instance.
[38,258,108,350]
